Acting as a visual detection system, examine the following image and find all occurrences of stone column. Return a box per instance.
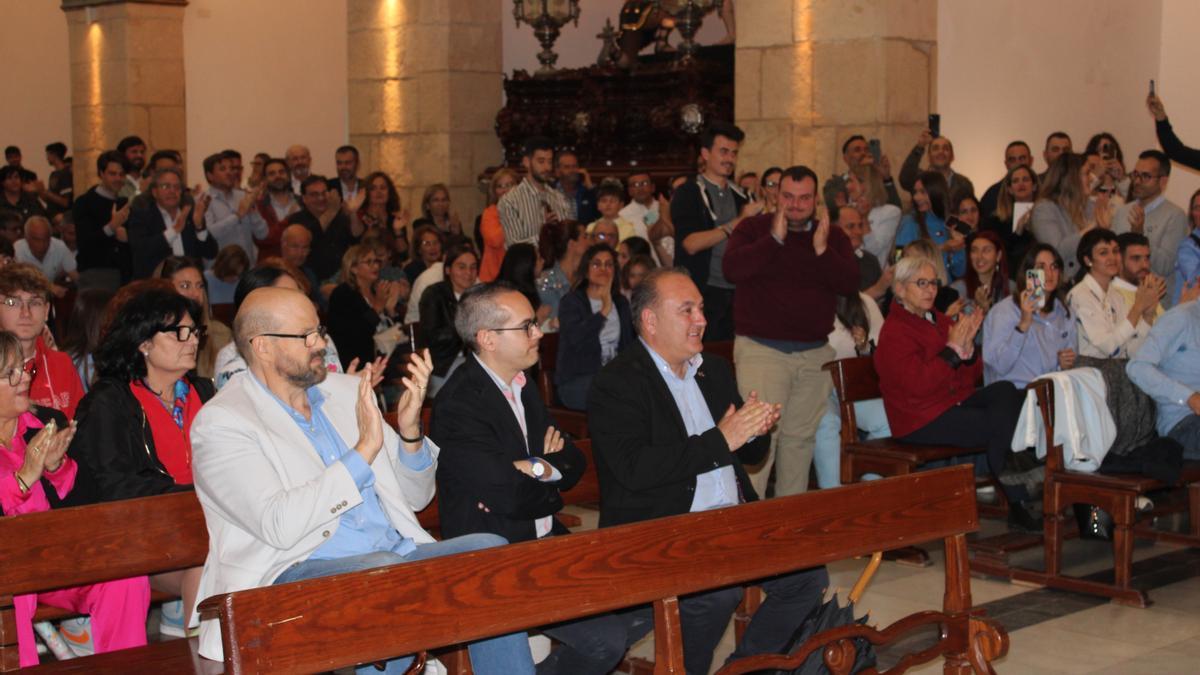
[347,0,504,230]
[62,0,188,193]
[735,0,937,193]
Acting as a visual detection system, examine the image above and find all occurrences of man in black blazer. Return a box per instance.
[588,268,830,675]
[127,166,217,278]
[432,282,634,675]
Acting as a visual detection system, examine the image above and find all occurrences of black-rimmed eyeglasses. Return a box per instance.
[159,324,207,342]
[489,319,540,338]
[255,325,328,348]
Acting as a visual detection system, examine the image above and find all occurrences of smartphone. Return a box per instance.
[1026,269,1046,310]
[868,138,882,164]
[948,216,972,237]
[892,247,904,265]
[928,113,941,139]
[1149,79,1155,96]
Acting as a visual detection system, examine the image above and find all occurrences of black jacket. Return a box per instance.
[587,341,768,528]
[73,186,131,278]
[327,283,382,370]
[555,287,633,385]
[127,202,218,279]
[419,281,464,376]
[670,176,749,289]
[289,207,358,281]
[432,355,586,544]
[68,375,215,504]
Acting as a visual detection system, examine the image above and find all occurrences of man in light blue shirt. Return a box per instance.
[1127,299,1200,457]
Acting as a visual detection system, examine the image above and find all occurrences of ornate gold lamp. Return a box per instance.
[655,0,723,61]
[513,0,581,75]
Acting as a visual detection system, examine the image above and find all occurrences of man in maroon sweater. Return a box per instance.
[723,166,859,497]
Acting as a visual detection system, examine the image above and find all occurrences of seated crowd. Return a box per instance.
[2,88,1200,671]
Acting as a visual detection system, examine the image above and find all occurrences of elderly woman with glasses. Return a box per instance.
[0,330,152,667]
[69,288,215,635]
[328,243,406,372]
[555,244,633,411]
[875,255,1038,530]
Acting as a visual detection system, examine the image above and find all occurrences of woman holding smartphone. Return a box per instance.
[982,244,1076,387]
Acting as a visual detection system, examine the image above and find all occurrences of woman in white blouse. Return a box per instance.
[1067,228,1162,359]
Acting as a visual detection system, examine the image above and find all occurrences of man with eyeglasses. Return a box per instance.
[290,175,363,283]
[431,283,623,674]
[191,286,536,672]
[618,171,658,231]
[127,167,218,279]
[0,264,85,417]
[1112,150,1189,306]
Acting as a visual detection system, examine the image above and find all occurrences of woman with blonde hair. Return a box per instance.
[328,242,407,371]
[853,163,903,265]
[415,183,462,236]
[478,168,519,282]
[1031,153,1092,280]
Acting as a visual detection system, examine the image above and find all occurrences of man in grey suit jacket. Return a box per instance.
[190,287,534,673]
[1112,150,1189,305]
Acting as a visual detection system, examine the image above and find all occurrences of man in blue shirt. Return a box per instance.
[190,287,533,673]
[1127,298,1200,457]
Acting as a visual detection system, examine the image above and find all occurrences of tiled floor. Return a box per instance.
[561,504,1200,674]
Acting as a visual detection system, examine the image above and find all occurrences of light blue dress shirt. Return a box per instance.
[253,374,433,560]
[640,339,738,511]
[982,295,1077,387]
[1126,300,1200,437]
[1171,232,1200,306]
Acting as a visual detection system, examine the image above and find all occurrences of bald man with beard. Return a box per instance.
[190,288,535,672]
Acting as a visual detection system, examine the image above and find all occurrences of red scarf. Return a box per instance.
[128,381,202,485]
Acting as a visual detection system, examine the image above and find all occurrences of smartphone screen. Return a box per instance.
[868,138,882,163]
[1150,79,1156,96]
[928,113,941,138]
[1026,269,1046,310]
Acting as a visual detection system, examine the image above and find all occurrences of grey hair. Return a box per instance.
[455,282,518,354]
[630,266,691,335]
[891,255,936,293]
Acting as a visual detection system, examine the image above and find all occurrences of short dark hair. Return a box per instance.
[554,149,578,165]
[595,180,624,202]
[45,143,67,161]
[630,267,690,333]
[1045,132,1071,150]
[263,157,289,175]
[780,165,819,190]
[762,166,783,182]
[335,145,359,159]
[455,281,519,353]
[3,146,18,158]
[220,149,242,162]
[1116,232,1151,253]
[202,152,226,176]
[1005,140,1031,155]
[841,135,866,155]
[822,175,847,215]
[95,288,201,381]
[699,121,744,150]
[148,149,180,171]
[1138,149,1170,177]
[117,135,146,154]
[521,136,555,158]
[96,150,127,175]
[301,175,329,194]
[0,166,21,183]
[1077,227,1119,277]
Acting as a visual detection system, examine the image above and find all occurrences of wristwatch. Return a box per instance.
[530,458,546,478]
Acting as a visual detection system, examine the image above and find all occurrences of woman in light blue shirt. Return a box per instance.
[893,170,966,280]
[983,244,1077,387]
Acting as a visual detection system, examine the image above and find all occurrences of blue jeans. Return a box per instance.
[1169,414,1200,460]
[813,392,892,489]
[274,533,534,675]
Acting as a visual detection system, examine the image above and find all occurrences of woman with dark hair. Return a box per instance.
[158,256,231,380]
[356,171,410,266]
[616,236,652,269]
[404,224,444,284]
[1084,132,1129,199]
[982,164,1039,277]
[894,170,965,279]
[620,254,655,299]
[479,168,519,282]
[327,242,406,371]
[536,219,588,326]
[497,243,549,326]
[1067,228,1161,360]
[69,288,214,635]
[983,244,1076,387]
[1032,153,1093,280]
[419,241,478,396]
[213,261,349,388]
[0,330,151,667]
[61,287,115,392]
[949,230,1013,318]
[555,244,633,410]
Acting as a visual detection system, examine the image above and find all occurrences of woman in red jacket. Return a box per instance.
[875,255,1036,530]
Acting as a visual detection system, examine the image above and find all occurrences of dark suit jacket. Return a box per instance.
[587,340,768,528]
[670,176,749,289]
[127,202,218,278]
[418,281,464,376]
[432,354,586,544]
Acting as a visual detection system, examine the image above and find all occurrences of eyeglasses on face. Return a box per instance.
[629,180,652,188]
[1,360,36,386]
[593,232,616,242]
[1130,171,1160,182]
[910,278,941,290]
[255,325,328,348]
[489,319,541,338]
[1,296,48,311]
[158,324,207,342]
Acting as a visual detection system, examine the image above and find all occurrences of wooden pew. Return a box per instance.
[0,492,212,672]
[199,466,1006,674]
[970,379,1200,607]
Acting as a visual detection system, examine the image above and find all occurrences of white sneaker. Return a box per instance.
[58,617,94,657]
[158,600,196,638]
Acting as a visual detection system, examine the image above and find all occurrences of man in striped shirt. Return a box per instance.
[498,136,573,247]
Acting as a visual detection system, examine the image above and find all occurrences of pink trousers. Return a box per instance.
[14,576,150,667]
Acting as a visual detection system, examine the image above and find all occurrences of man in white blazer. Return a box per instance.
[190,287,534,674]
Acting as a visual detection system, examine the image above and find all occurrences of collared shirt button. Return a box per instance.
[330,507,337,514]
[322,530,330,538]
[341,500,348,506]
